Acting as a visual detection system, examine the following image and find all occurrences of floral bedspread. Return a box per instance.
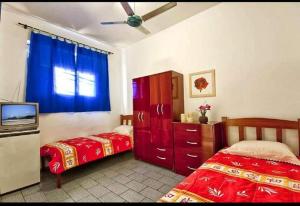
[160,151,300,202]
[40,132,133,174]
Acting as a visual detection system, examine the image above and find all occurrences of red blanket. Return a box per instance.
[40,132,133,174]
[160,151,300,202]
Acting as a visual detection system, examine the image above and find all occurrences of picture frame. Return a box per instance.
[189,69,216,98]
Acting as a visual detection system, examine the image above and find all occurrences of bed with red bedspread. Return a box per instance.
[159,151,300,202]
[40,132,133,175]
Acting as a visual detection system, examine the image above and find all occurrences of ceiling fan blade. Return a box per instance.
[136,25,151,35]
[141,2,177,22]
[101,21,127,25]
[120,2,135,16]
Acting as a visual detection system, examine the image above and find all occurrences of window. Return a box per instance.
[54,67,96,97]
[26,32,111,113]
[54,67,75,96]
[78,72,95,97]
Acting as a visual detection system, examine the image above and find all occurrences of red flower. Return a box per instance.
[194,77,208,92]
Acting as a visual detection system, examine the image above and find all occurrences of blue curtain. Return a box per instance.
[75,47,111,112]
[26,32,111,113]
[26,32,76,113]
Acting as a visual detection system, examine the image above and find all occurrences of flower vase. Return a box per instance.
[199,113,208,124]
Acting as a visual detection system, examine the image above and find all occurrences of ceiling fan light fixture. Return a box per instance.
[127,15,142,27]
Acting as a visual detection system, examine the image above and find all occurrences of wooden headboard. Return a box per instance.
[120,115,133,126]
[221,117,300,153]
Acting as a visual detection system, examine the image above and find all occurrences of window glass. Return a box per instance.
[54,67,75,96]
[78,72,95,97]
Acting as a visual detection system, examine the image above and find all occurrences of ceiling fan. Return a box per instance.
[101,2,177,35]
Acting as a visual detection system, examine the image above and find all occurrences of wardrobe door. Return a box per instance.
[150,72,173,169]
[133,130,151,161]
[149,74,161,147]
[133,76,150,160]
[159,72,173,148]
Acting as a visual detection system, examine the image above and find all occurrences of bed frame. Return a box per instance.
[41,114,133,188]
[120,114,133,126]
[221,117,300,153]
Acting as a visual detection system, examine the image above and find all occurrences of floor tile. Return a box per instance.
[88,171,105,181]
[173,174,185,181]
[24,192,47,202]
[118,168,135,176]
[159,169,177,178]
[67,187,90,201]
[159,176,179,186]
[102,169,119,178]
[62,198,74,202]
[132,166,148,174]
[87,184,110,198]
[144,171,163,180]
[21,184,41,196]
[120,189,145,202]
[98,192,126,202]
[1,191,25,202]
[127,172,147,183]
[106,182,129,195]
[44,189,70,202]
[142,197,154,202]
[126,180,146,192]
[96,176,116,187]
[61,181,81,192]
[79,178,98,189]
[143,178,164,190]
[77,194,99,202]
[114,174,131,184]
[158,184,173,194]
[140,187,164,201]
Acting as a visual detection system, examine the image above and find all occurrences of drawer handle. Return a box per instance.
[186,141,198,145]
[186,129,198,132]
[156,147,166,152]
[187,166,197,171]
[186,154,198,158]
[156,156,166,160]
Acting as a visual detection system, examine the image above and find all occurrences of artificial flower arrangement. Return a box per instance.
[198,103,211,115]
[198,103,211,123]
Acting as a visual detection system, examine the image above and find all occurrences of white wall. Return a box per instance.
[0,8,123,146]
[124,3,300,154]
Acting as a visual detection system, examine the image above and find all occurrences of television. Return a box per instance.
[0,102,39,133]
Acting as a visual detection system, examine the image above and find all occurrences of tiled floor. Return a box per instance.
[0,152,185,202]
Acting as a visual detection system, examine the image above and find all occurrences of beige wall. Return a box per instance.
[124,3,300,154]
[0,9,123,146]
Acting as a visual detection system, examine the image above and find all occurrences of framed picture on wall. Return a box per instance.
[189,69,216,98]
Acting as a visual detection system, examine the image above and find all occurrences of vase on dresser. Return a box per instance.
[199,113,208,124]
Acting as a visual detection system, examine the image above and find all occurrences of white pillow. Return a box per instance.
[221,140,300,166]
[113,125,133,136]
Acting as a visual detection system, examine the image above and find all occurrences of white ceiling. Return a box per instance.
[4,2,218,48]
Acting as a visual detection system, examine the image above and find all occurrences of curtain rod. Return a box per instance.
[18,22,114,55]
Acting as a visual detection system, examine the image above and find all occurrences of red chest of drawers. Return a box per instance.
[173,122,222,176]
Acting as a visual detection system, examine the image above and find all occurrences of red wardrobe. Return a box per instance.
[133,71,184,170]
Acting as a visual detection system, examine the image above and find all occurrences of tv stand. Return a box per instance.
[0,130,40,195]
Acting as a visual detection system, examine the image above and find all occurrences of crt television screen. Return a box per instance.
[1,104,37,126]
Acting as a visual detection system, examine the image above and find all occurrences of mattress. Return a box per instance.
[40,132,133,174]
[159,151,300,202]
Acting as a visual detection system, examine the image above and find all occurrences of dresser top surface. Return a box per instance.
[173,121,221,125]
